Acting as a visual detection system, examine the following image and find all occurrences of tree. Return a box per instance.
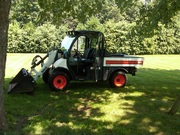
[0,0,11,131]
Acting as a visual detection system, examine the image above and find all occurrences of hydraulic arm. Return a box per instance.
[8,49,58,94]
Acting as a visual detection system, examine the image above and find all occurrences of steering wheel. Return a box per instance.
[74,49,82,59]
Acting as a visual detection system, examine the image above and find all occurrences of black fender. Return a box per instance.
[52,67,74,80]
[107,68,128,80]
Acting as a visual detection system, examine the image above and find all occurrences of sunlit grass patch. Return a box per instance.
[4,54,180,135]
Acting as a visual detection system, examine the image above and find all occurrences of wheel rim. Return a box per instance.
[114,74,125,87]
[53,75,67,90]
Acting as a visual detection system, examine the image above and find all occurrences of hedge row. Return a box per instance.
[8,21,180,54]
[8,22,68,53]
[103,21,180,54]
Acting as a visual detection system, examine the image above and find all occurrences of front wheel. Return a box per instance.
[109,71,127,88]
[48,71,70,91]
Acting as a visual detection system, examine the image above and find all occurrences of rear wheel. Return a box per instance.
[48,71,70,91]
[109,71,126,88]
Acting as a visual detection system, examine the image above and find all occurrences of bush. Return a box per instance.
[8,20,180,54]
[8,22,67,53]
[103,20,180,54]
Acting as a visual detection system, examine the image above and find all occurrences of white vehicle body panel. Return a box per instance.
[53,58,68,69]
[103,56,144,67]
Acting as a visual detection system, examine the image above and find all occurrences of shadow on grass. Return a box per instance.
[4,68,180,134]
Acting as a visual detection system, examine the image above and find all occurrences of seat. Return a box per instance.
[81,48,96,65]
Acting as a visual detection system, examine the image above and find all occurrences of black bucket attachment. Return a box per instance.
[8,68,35,94]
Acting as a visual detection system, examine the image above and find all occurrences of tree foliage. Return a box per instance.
[10,0,40,26]
[38,0,105,24]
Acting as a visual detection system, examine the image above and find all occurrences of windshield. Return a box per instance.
[61,36,75,51]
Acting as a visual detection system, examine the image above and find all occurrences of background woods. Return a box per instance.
[8,0,180,54]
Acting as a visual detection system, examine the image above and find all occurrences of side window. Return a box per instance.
[89,38,97,48]
[71,36,86,56]
[79,36,86,53]
[96,34,104,57]
[97,34,103,49]
[89,34,103,49]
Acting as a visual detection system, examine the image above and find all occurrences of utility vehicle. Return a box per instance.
[8,30,144,93]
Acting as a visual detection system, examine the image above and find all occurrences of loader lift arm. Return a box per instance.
[30,49,58,81]
[8,49,59,94]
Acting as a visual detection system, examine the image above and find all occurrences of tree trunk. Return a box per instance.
[0,0,11,131]
[168,95,180,115]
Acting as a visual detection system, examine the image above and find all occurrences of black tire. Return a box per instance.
[109,71,127,88]
[48,71,70,91]
[42,68,50,84]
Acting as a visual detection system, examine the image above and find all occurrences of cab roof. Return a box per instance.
[66,30,103,38]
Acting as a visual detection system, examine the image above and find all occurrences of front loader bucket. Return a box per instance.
[8,68,35,94]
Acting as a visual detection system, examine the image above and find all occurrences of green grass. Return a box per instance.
[4,54,180,135]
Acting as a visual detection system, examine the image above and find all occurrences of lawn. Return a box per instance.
[4,54,180,134]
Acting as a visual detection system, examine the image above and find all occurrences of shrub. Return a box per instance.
[8,22,68,53]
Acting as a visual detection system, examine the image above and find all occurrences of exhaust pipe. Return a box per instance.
[8,68,35,94]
